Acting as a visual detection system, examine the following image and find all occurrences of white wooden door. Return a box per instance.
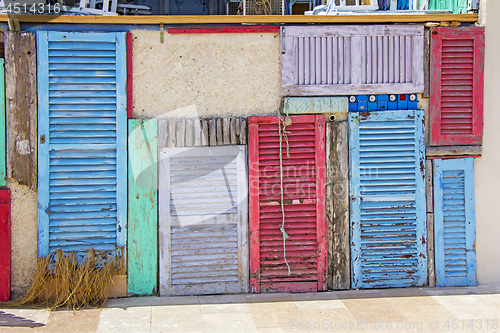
[159,146,248,296]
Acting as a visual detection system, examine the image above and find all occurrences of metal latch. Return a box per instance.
[40,135,45,144]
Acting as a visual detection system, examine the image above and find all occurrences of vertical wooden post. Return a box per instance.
[128,119,158,295]
[326,121,350,290]
[427,159,436,287]
[126,32,133,119]
[0,58,5,187]
[5,32,37,190]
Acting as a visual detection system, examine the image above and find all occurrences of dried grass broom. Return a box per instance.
[6,247,125,310]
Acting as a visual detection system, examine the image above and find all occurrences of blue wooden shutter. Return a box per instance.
[37,31,127,257]
[434,158,476,287]
[349,110,427,288]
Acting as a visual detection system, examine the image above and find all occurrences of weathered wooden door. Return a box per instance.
[434,158,476,287]
[158,146,248,296]
[37,31,127,257]
[349,110,427,288]
[248,115,327,293]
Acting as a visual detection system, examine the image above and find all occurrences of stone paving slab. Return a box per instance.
[0,284,499,332]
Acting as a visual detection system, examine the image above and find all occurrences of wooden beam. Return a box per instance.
[5,31,37,190]
[326,121,350,290]
[128,119,158,296]
[426,159,433,213]
[0,13,478,25]
[427,212,436,287]
[426,145,482,157]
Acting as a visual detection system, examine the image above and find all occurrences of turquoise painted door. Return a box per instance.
[37,31,127,257]
[434,158,476,287]
[349,110,427,289]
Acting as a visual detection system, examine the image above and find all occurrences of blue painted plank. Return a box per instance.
[38,31,127,257]
[350,110,427,289]
[434,158,476,287]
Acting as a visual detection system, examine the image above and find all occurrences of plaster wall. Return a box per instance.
[474,0,500,284]
[131,30,282,118]
[7,180,37,299]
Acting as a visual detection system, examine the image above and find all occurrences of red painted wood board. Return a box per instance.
[430,27,485,146]
[168,26,280,34]
[127,32,133,119]
[248,115,327,293]
[0,189,10,302]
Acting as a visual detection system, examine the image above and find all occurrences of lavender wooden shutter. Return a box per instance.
[281,25,424,96]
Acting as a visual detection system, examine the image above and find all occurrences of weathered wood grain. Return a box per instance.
[216,118,223,145]
[326,121,350,290]
[240,118,247,145]
[426,159,433,213]
[423,28,430,98]
[209,118,217,146]
[157,119,168,147]
[426,145,482,157]
[166,118,176,148]
[223,118,230,145]
[128,119,158,296]
[193,119,202,147]
[201,119,209,146]
[230,118,238,144]
[5,31,37,190]
[176,118,186,147]
[185,118,195,147]
[427,212,436,287]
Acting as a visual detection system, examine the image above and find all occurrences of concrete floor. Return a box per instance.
[1,283,500,332]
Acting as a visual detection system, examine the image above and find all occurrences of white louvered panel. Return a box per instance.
[442,169,467,279]
[159,146,249,296]
[171,224,239,285]
[169,155,237,216]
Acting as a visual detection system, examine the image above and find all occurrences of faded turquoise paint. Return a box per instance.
[283,97,348,114]
[128,119,158,295]
[0,59,4,187]
[429,0,467,14]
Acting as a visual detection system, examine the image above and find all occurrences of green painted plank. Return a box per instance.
[127,118,158,295]
[283,97,348,114]
[0,59,5,187]
[429,0,467,14]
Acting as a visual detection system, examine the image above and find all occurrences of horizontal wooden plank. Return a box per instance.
[1,14,477,24]
[425,145,482,156]
[168,26,280,34]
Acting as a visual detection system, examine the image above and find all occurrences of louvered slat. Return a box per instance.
[282,25,424,96]
[249,115,326,293]
[434,158,476,287]
[159,146,249,296]
[350,110,427,289]
[37,31,127,257]
[430,27,484,145]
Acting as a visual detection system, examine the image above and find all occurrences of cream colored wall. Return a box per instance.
[131,30,281,118]
[7,180,38,299]
[474,0,500,284]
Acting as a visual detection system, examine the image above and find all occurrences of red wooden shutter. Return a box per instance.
[430,27,485,146]
[249,115,326,293]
